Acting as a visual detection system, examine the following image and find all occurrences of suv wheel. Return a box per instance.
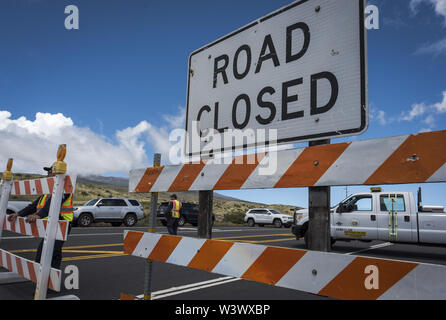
[273,219,282,228]
[247,219,255,227]
[178,216,186,227]
[123,213,137,227]
[78,213,93,227]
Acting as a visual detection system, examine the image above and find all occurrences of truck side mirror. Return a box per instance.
[336,204,344,213]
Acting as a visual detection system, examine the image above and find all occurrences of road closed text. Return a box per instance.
[199,23,339,132]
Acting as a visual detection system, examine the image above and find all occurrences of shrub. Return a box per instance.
[222,212,245,225]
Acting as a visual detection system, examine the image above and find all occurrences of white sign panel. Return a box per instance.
[185,0,368,157]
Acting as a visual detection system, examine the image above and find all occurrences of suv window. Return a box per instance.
[85,199,99,206]
[97,199,115,206]
[129,200,140,206]
[182,203,198,214]
[112,199,128,206]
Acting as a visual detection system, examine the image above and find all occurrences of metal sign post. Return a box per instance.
[198,190,213,239]
[308,139,331,251]
[143,153,161,300]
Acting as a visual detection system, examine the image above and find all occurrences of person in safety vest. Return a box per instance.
[8,165,73,270]
[166,194,183,235]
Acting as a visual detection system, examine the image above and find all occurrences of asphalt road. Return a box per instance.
[1,225,446,300]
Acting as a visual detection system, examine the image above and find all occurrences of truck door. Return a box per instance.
[377,194,413,242]
[333,195,377,240]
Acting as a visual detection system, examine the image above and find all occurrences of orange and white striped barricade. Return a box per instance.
[3,217,70,241]
[0,145,77,300]
[129,130,446,192]
[124,231,446,300]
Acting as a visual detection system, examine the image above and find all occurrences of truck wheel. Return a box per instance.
[78,213,93,227]
[123,213,137,227]
[273,219,282,228]
[247,219,255,227]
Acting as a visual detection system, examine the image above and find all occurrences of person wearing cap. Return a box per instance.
[7,165,74,270]
[166,194,183,235]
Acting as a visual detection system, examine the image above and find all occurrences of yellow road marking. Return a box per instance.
[9,243,123,254]
[63,250,124,254]
[62,253,125,262]
[61,243,123,250]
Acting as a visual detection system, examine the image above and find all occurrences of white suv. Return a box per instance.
[73,198,144,227]
[244,208,294,228]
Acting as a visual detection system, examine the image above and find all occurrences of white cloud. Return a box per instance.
[415,37,446,56]
[0,109,185,176]
[433,90,446,112]
[376,110,388,125]
[162,106,186,129]
[369,104,395,126]
[399,90,446,130]
[410,0,446,23]
[400,103,427,121]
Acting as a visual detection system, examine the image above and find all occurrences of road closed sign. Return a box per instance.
[185,0,368,158]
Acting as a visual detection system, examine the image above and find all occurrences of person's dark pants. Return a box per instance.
[35,222,71,270]
[166,216,179,235]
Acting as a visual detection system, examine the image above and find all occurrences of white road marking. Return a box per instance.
[135,276,242,300]
[345,242,393,255]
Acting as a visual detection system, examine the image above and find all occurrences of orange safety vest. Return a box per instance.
[39,194,74,222]
[170,200,182,218]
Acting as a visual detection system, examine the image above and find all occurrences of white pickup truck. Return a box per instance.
[292,188,446,247]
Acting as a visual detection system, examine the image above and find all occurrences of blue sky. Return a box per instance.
[0,0,445,208]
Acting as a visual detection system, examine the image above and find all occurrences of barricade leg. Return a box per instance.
[0,161,24,285]
[34,173,66,300]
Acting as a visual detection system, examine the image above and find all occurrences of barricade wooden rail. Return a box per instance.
[129,130,446,192]
[124,231,446,300]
